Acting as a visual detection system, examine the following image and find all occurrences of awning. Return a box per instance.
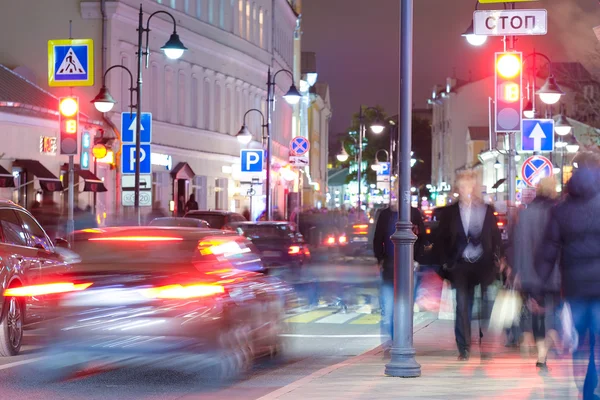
[13,159,63,192]
[170,162,196,180]
[0,165,15,188]
[77,169,107,193]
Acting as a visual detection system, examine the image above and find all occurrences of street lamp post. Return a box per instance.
[264,68,301,221]
[356,106,384,215]
[385,0,421,377]
[92,4,187,225]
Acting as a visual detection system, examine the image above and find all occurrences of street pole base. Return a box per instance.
[384,347,421,378]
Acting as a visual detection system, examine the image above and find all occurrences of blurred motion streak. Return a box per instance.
[5,282,92,297]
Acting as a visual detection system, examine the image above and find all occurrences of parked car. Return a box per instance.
[149,217,210,228]
[35,226,292,380]
[0,200,72,356]
[226,221,310,271]
[184,210,246,229]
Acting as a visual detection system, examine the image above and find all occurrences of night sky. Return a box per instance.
[301,0,600,136]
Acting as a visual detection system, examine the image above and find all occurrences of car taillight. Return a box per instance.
[339,236,347,244]
[141,284,225,299]
[325,236,336,245]
[89,236,183,242]
[353,224,368,230]
[4,282,93,297]
[198,239,250,256]
[497,221,504,227]
[426,228,431,235]
[288,245,301,255]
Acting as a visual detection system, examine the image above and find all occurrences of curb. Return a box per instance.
[257,315,437,400]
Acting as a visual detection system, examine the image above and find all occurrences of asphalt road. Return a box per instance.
[0,259,387,400]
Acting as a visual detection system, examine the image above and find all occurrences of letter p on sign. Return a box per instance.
[241,149,264,173]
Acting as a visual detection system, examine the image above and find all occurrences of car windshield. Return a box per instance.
[236,224,293,239]
[149,218,207,228]
[186,213,225,229]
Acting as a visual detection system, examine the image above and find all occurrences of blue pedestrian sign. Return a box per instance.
[289,137,310,156]
[376,162,391,176]
[122,144,152,175]
[121,112,152,144]
[48,39,94,87]
[240,150,264,173]
[521,119,554,152]
[521,155,553,188]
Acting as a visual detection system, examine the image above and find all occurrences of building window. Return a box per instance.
[214,81,222,132]
[203,79,211,130]
[191,75,199,127]
[208,0,214,23]
[196,0,202,18]
[120,54,130,112]
[165,67,174,123]
[238,0,244,36]
[170,0,176,8]
[225,85,232,135]
[245,0,250,40]
[184,0,189,13]
[219,0,225,28]
[230,0,235,32]
[178,72,186,125]
[252,4,257,44]
[150,63,159,116]
[259,8,264,47]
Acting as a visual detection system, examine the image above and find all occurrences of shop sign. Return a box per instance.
[151,152,172,170]
[40,136,57,155]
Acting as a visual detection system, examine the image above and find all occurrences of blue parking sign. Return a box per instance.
[122,144,152,175]
[377,162,390,176]
[240,150,264,173]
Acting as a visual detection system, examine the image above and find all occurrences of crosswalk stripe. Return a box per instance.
[285,310,334,323]
[350,313,381,325]
[315,312,360,324]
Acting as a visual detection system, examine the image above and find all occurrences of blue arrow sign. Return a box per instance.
[121,112,152,144]
[122,144,152,175]
[521,119,554,152]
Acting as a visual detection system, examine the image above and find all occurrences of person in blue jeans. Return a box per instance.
[373,203,424,345]
[537,151,600,400]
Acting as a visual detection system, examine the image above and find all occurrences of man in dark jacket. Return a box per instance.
[537,151,600,399]
[373,204,424,343]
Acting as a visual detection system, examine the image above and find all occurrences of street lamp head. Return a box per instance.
[371,164,380,172]
[91,86,117,113]
[336,147,349,162]
[566,136,580,153]
[283,84,302,105]
[523,100,536,119]
[370,119,385,134]
[555,113,573,136]
[161,32,188,60]
[537,75,564,105]
[494,159,502,169]
[461,21,487,46]
[555,140,568,148]
[236,125,253,144]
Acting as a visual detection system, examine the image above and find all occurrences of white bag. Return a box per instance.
[488,289,523,333]
[560,302,579,354]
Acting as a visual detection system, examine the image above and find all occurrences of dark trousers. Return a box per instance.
[452,261,490,354]
[569,298,600,399]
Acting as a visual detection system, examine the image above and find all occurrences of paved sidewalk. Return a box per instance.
[259,319,582,400]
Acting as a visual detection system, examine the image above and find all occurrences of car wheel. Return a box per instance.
[0,295,24,356]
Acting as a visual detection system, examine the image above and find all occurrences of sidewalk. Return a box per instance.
[259,318,582,400]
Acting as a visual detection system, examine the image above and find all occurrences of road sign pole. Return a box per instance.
[385,0,421,378]
[265,68,273,221]
[134,5,144,226]
[67,155,75,243]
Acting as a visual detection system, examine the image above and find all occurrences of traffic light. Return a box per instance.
[495,52,522,133]
[59,96,79,155]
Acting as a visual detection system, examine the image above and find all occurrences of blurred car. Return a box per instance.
[226,221,310,271]
[32,227,291,380]
[184,210,246,229]
[149,217,210,228]
[0,200,71,356]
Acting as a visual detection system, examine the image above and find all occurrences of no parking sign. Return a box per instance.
[521,155,553,188]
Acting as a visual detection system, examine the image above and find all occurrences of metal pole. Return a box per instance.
[389,124,394,202]
[385,0,421,377]
[134,4,144,225]
[561,147,565,192]
[357,107,363,214]
[507,133,517,221]
[67,155,75,243]
[93,156,98,220]
[265,68,273,221]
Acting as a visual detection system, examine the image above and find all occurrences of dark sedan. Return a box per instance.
[226,222,310,271]
[32,227,291,380]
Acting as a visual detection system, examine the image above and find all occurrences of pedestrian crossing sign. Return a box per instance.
[48,39,94,87]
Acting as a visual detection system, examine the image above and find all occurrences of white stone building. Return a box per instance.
[0,0,299,222]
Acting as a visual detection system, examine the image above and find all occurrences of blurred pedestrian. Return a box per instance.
[242,207,251,221]
[512,176,560,370]
[373,201,424,347]
[537,151,600,399]
[185,194,198,213]
[177,195,185,217]
[435,170,503,361]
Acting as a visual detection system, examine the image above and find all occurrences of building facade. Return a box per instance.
[0,0,300,222]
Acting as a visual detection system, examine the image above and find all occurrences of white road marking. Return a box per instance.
[315,312,360,324]
[0,356,46,371]
[279,334,381,338]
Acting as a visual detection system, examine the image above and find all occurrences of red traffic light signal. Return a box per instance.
[495,52,522,133]
[59,96,79,155]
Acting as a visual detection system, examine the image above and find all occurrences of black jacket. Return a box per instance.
[537,167,600,298]
[434,202,503,285]
[373,206,424,282]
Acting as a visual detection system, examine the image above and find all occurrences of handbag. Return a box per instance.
[488,288,523,333]
[560,302,579,354]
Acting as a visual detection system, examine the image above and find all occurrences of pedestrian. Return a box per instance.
[185,194,199,213]
[373,201,424,347]
[242,207,251,221]
[512,176,560,370]
[435,169,503,361]
[537,151,600,399]
[177,195,185,217]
